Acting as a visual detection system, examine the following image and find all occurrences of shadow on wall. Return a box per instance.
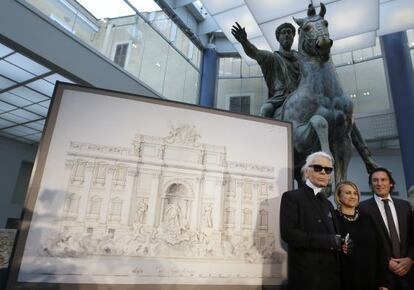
[5,188,95,290]
[4,160,294,290]
[256,196,288,290]
[252,166,291,290]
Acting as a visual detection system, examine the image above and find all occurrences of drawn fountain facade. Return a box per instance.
[43,125,284,272]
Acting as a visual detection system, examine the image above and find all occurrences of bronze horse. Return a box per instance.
[277,4,378,186]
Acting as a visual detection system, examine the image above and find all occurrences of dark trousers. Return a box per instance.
[391,274,414,290]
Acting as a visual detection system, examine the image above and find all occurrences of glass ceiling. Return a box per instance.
[76,0,161,19]
[0,42,74,144]
[199,0,414,64]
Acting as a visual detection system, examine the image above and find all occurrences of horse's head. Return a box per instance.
[294,3,332,62]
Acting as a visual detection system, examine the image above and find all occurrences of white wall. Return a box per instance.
[0,136,37,227]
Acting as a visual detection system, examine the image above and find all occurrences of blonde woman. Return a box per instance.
[335,181,389,290]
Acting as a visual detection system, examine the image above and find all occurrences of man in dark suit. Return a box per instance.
[359,167,414,290]
[280,151,345,290]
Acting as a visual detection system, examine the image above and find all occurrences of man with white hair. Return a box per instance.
[280,151,345,290]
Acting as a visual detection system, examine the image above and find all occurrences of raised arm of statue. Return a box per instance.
[231,22,258,58]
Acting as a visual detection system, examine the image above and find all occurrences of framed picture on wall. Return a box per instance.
[7,83,293,290]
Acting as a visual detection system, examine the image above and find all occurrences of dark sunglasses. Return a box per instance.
[309,164,333,174]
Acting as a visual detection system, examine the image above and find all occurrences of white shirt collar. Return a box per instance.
[374,193,393,203]
[306,179,323,195]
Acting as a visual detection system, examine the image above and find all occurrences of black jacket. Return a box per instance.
[359,196,414,289]
[280,185,342,290]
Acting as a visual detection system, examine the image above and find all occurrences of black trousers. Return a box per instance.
[391,274,414,290]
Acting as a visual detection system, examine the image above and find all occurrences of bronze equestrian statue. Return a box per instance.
[232,22,299,118]
[233,3,378,187]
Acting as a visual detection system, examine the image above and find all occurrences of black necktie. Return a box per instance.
[382,199,400,258]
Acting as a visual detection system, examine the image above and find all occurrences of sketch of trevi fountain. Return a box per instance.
[42,124,285,267]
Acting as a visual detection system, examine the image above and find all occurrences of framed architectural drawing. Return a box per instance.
[7,83,293,290]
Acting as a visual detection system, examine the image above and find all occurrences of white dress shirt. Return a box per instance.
[374,193,400,240]
[306,179,323,196]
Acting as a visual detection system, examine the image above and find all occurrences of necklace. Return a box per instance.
[340,209,359,222]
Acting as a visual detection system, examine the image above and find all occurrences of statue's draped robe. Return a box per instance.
[255,50,300,108]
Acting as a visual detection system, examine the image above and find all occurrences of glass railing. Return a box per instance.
[21,0,201,104]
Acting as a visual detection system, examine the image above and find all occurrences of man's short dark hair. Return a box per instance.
[275,23,296,40]
[368,167,396,189]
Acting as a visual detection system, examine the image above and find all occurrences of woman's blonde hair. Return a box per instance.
[334,181,361,207]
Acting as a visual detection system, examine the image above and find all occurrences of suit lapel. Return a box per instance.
[368,197,392,244]
[330,205,340,233]
[393,198,406,243]
[304,186,335,234]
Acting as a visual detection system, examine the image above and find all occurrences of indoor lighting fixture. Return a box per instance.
[378,0,414,36]
[331,31,377,55]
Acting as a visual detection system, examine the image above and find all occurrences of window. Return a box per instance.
[242,208,252,228]
[93,162,107,186]
[259,183,268,196]
[224,207,235,226]
[113,43,129,68]
[229,96,250,114]
[109,198,123,222]
[71,159,87,184]
[113,164,127,188]
[87,196,102,217]
[259,209,268,230]
[63,193,80,217]
[244,182,252,200]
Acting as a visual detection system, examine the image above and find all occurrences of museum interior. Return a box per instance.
[0,0,414,287]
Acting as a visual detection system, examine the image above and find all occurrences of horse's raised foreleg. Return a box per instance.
[294,115,332,157]
[351,123,379,173]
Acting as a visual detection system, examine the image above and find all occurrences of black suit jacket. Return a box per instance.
[280,185,342,290]
[359,196,414,288]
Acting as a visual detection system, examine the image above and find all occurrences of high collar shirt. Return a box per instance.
[305,179,323,196]
[374,193,400,239]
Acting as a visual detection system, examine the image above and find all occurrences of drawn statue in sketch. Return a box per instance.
[134,200,148,224]
[164,202,184,232]
[203,204,213,228]
[164,124,201,147]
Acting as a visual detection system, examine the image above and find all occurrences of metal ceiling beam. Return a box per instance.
[153,0,204,47]
[174,0,196,8]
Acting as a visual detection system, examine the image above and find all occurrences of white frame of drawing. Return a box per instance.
[7,83,293,290]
